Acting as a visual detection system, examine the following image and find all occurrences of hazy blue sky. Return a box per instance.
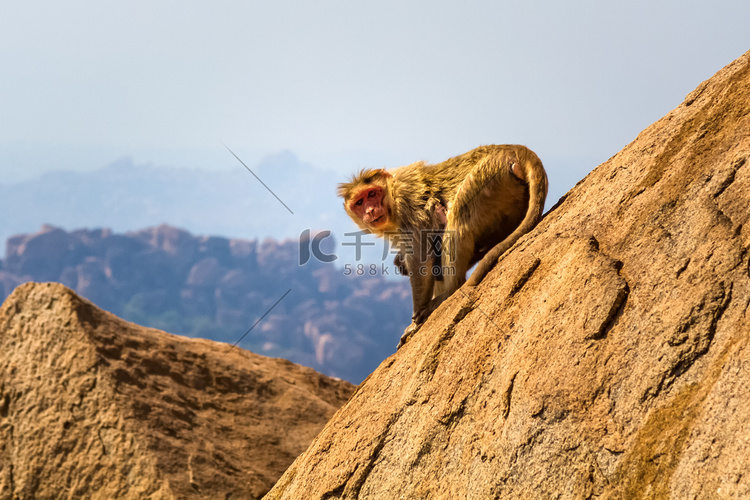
[1,1,748,187]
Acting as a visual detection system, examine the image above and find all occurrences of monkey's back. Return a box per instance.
[391,145,527,220]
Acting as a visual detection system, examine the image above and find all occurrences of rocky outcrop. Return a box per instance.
[0,282,355,499]
[266,52,750,498]
[0,226,411,383]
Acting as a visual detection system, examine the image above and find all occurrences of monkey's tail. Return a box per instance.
[466,147,548,287]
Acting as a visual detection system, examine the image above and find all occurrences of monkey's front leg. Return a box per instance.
[398,257,435,348]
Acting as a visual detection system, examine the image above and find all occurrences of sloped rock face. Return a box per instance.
[266,51,750,499]
[0,283,354,499]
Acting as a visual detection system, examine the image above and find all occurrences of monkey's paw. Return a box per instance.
[412,294,447,325]
[398,322,422,349]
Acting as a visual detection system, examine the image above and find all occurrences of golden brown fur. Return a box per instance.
[338,144,548,346]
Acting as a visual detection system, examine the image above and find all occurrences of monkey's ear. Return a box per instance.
[378,169,392,179]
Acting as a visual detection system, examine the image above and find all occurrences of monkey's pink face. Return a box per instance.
[349,186,389,228]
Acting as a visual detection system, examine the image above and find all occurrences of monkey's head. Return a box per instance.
[338,168,396,235]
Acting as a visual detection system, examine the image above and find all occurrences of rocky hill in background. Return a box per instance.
[0,282,355,499]
[0,225,411,383]
[266,51,750,498]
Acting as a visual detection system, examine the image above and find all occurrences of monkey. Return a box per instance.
[338,144,548,347]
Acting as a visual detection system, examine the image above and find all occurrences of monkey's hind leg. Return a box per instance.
[398,225,473,348]
[440,227,472,289]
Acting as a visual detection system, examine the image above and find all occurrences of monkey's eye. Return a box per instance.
[368,190,377,198]
[355,198,364,206]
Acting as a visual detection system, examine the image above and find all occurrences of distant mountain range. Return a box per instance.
[0,151,358,257]
[0,224,412,383]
